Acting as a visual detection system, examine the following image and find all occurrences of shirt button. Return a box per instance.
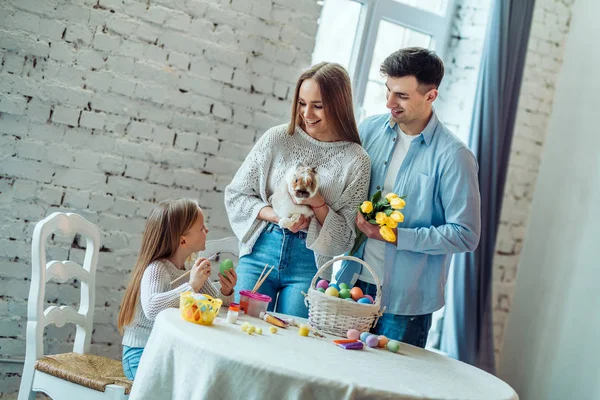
[384,161,387,166]
[376,186,381,190]
[392,137,396,142]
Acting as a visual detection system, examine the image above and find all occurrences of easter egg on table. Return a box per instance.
[359,332,370,342]
[363,294,374,303]
[317,287,326,293]
[324,287,339,297]
[339,283,349,290]
[329,283,340,291]
[316,280,329,290]
[347,329,360,340]
[377,335,389,348]
[357,297,372,304]
[386,340,400,353]
[298,325,310,336]
[219,259,234,276]
[366,334,379,348]
[350,287,363,301]
[339,288,351,299]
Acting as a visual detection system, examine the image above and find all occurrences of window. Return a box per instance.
[313,0,455,121]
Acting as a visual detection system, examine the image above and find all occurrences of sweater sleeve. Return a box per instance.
[224,129,274,243]
[198,280,234,306]
[306,149,371,257]
[140,262,193,321]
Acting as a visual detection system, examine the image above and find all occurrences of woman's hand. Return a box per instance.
[298,192,326,209]
[219,268,237,296]
[189,258,211,292]
[288,215,311,233]
[356,213,396,243]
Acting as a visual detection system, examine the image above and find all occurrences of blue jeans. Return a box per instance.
[235,223,317,318]
[122,345,144,380]
[356,280,432,348]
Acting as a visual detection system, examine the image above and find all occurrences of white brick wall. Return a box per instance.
[0,0,320,396]
[492,0,575,367]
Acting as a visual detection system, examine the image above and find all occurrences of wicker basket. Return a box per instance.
[304,255,383,337]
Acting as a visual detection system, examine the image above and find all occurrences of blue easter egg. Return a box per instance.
[357,297,372,304]
[359,332,370,342]
[329,283,340,291]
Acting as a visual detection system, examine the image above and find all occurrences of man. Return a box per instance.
[337,47,481,348]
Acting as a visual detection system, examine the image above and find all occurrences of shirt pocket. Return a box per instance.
[409,173,436,226]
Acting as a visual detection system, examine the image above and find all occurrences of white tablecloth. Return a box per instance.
[129,309,518,400]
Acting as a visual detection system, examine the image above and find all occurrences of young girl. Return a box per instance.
[117,198,237,380]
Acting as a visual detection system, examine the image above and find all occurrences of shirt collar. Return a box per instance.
[386,108,439,146]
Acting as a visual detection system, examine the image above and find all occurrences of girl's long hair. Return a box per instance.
[287,62,361,145]
[117,198,200,333]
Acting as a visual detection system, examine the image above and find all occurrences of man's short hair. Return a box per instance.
[380,47,445,92]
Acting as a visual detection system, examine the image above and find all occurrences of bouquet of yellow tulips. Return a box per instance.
[349,191,406,256]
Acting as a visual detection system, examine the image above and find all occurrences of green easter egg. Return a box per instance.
[386,340,400,353]
[317,287,326,293]
[339,288,351,299]
[339,283,349,290]
[219,259,234,275]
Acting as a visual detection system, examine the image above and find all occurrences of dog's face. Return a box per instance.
[287,165,318,200]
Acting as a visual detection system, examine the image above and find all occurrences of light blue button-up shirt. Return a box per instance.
[336,110,481,315]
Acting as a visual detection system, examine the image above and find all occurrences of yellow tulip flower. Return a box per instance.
[389,197,406,210]
[375,212,387,225]
[385,217,398,229]
[380,226,396,243]
[360,201,373,214]
[385,193,399,201]
[390,211,404,223]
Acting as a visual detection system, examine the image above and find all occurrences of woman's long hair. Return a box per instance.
[117,198,200,333]
[287,62,361,145]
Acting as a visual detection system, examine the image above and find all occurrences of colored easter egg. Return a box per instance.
[339,288,351,299]
[363,294,374,303]
[298,325,310,336]
[386,340,400,353]
[219,259,234,276]
[339,283,349,290]
[366,334,379,348]
[344,297,355,302]
[316,280,329,290]
[359,332,371,342]
[377,335,389,348]
[317,287,326,293]
[329,283,340,291]
[350,287,364,301]
[325,287,339,297]
[357,297,372,304]
[347,329,360,340]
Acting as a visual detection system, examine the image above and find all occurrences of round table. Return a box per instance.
[129,308,518,400]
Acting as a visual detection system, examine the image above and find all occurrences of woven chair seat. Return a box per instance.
[34,353,132,394]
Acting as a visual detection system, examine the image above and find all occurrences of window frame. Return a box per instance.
[346,0,456,117]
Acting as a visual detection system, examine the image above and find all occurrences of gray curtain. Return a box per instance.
[440,0,536,374]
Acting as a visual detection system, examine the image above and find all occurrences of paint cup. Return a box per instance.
[246,292,272,318]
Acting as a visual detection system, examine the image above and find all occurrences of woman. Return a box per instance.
[225,63,370,318]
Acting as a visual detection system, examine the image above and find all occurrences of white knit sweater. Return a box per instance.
[122,259,233,348]
[224,124,371,268]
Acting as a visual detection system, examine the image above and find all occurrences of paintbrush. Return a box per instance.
[170,252,220,285]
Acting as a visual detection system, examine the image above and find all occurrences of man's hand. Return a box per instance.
[356,212,397,244]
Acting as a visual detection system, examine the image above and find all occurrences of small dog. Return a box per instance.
[272,164,319,230]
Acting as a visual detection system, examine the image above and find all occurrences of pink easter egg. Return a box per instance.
[316,280,329,290]
[363,294,374,303]
[347,329,360,340]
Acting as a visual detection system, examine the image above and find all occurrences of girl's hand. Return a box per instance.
[288,215,310,233]
[189,258,211,292]
[219,268,237,296]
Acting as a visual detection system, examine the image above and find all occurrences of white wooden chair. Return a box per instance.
[19,212,130,400]
[199,236,239,283]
